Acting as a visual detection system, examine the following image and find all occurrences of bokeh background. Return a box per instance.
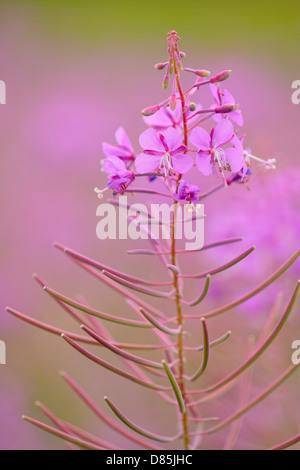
[0,0,299,450]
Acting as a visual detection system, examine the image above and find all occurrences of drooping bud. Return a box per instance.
[142,105,160,116]
[179,51,186,58]
[155,62,168,70]
[184,68,211,77]
[195,69,211,77]
[189,102,197,111]
[210,70,232,83]
[215,104,235,113]
[170,94,177,111]
[163,75,169,89]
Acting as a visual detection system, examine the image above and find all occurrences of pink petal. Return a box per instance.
[223,89,236,106]
[172,154,193,174]
[232,134,244,153]
[135,153,161,174]
[224,148,244,172]
[190,127,211,151]
[196,152,212,175]
[163,127,184,152]
[142,108,173,129]
[102,156,126,174]
[213,120,234,148]
[139,128,165,152]
[231,110,244,127]
[209,84,221,104]
[115,126,134,152]
[212,114,222,123]
[102,142,129,158]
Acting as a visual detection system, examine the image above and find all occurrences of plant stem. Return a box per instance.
[171,206,189,449]
[171,48,190,449]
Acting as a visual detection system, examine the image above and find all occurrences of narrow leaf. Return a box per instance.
[185,330,231,352]
[43,287,151,328]
[181,246,255,279]
[104,397,181,443]
[35,401,78,451]
[53,243,171,287]
[102,270,174,298]
[5,307,98,344]
[199,281,300,394]
[162,360,185,413]
[139,307,182,336]
[189,318,209,381]
[22,415,102,450]
[54,243,168,319]
[188,275,211,306]
[81,324,163,370]
[185,249,300,319]
[199,363,300,436]
[269,434,300,451]
[60,372,163,450]
[127,237,244,255]
[61,334,168,391]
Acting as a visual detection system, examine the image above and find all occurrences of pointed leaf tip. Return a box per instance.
[53,242,65,250]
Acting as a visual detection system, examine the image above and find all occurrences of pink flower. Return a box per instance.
[210,84,243,127]
[173,180,200,203]
[135,127,193,176]
[102,126,135,168]
[190,120,244,177]
[102,156,135,194]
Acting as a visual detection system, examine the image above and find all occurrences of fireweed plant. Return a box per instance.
[7,31,300,450]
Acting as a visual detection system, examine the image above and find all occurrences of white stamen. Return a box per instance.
[245,152,276,170]
[94,187,108,199]
[159,153,174,177]
[213,149,228,186]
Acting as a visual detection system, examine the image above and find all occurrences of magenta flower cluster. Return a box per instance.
[97,30,274,204]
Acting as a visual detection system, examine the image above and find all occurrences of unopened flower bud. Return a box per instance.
[179,51,186,58]
[177,60,183,71]
[215,104,235,113]
[142,105,160,116]
[196,69,211,77]
[210,70,232,83]
[189,102,197,111]
[170,94,177,111]
[163,75,169,89]
[154,62,167,70]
